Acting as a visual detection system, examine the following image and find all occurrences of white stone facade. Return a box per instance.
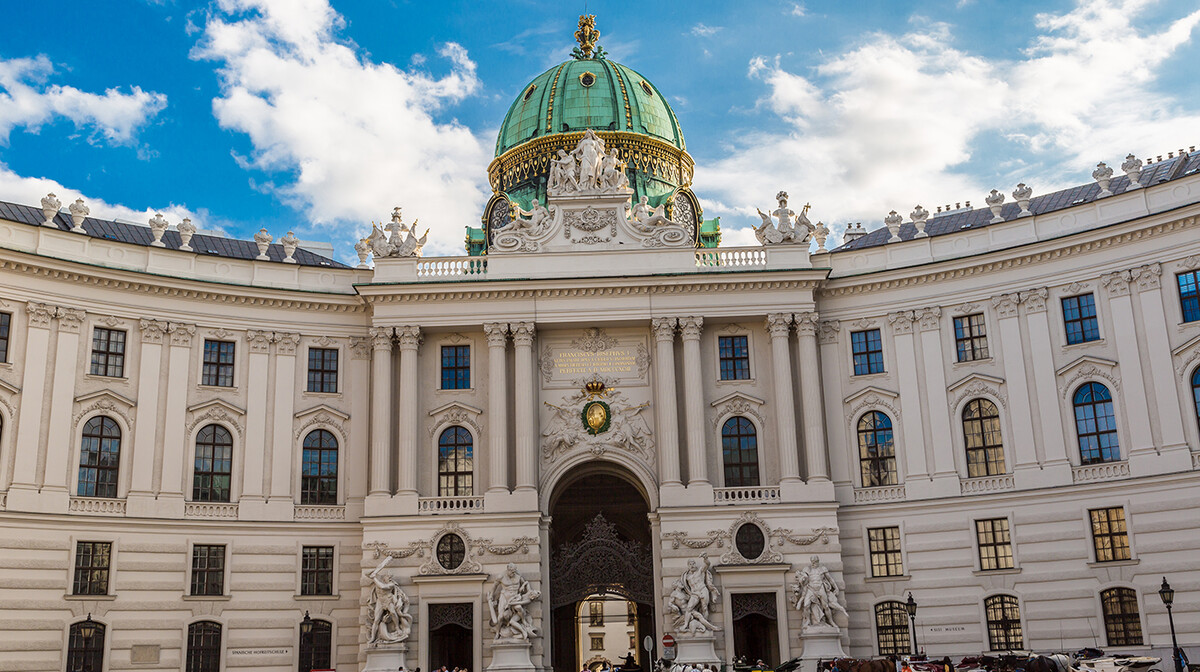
[0,161,1198,672]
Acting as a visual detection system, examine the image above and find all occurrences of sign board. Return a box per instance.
[643,635,654,653]
[661,633,677,660]
[662,634,675,647]
[538,330,650,388]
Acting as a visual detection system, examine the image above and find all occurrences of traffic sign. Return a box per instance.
[643,635,653,653]
[662,634,675,648]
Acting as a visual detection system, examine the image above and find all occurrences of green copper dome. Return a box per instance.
[495,58,686,157]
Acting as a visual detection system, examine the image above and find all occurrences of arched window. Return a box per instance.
[438,426,473,496]
[193,425,233,502]
[186,621,222,672]
[984,594,1024,651]
[299,618,333,672]
[78,416,121,498]
[1191,368,1200,433]
[963,399,1005,477]
[1101,587,1143,646]
[1074,383,1119,464]
[873,601,910,656]
[858,412,897,487]
[67,620,105,672]
[301,430,338,505]
[721,416,760,487]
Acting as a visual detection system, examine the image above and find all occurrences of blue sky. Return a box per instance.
[1,0,1198,258]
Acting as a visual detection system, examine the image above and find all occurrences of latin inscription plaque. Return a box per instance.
[539,328,650,388]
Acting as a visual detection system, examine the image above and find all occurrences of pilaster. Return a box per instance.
[679,316,711,494]
[239,329,271,518]
[1019,289,1071,482]
[1101,271,1158,475]
[40,306,85,500]
[652,317,684,499]
[990,294,1041,488]
[888,310,931,490]
[915,306,958,496]
[1130,264,1192,470]
[267,331,299,517]
[795,312,829,482]
[394,326,421,511]
[484,322,510,504]
[8,302,56,511]
[767,313,803,499]
[126,319,167,516]
[368,327,394,502]
[512,322,538,500]
[156,322,193,516]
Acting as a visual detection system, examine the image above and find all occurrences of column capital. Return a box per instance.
[651,317,678,342]
[678,316,704,340]
[483,322,510,347]
[915,306,941,332]
[369,326,395,351]
[395,325,421,350]
[25,301,56,328]
[765,312,793,338]
[887,310,915,335]
[55,306,86,333]
[990,293,1021,318]
[247,329,273,354]
[818,319,840,344]
[1130,263,1162,291]
[140,319,169,344]
[794,311,819,336]
[1101,270,1133,297]
[168,322,195,347]
[511,321,536,347]
[273,331,301,355]
[1018,287,1049,312]
[349,336,372,359]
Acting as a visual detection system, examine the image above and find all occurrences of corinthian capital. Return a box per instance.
[990,293,1020,319]
[25,302,56,328]
[168,322,195,347]
[794,311,819,336]
[765,313,793,338]
[483,322,509,347]
[140,319,169,344]
[1130,263,1161,291]
[915,306,941,332]
[273,332,301,355]
[1101,270,1132,297]
[510,321,536,347]
[54,307,86,333]
[247,329,273,354]
[818,319,841,344]
[369,326,394,351]
[1018,287,1048,313]
[887,311,914,335]
[651,317,678,342]
[395,326,421,350]
[678,316,704,340]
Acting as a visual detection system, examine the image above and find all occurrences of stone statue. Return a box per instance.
[600,149,629,191]
[754,191,813,245]
[549,149,579,193]
[367,222,395,258]
[665,553,720,634]
[629,196,676,228]
[489,563,541,641]
[573,129,607,191]
[792,556,847,631]
[365,556,412,646]
[363,208,427,259]
[508,198,553,233]
[395,226,428,258]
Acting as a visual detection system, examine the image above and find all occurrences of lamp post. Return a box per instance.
[77,613,98,672]
[1159,578,1182,672]
[905,593,918,657]
[300,610,313,672]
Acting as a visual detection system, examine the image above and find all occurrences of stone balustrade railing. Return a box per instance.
[960,474,1016,494]
[69,497,127,515]
[295,505,346,520]
[853,484,907,503]
[184,502,239,519]
[696,248,768,268]
[1072,460,1131,484]
[418,495,485,514]
[713,485,781,504]
[416,257,487,278]
[1193,452,1200,470]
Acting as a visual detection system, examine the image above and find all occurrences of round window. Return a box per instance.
[523,84,537,101]
[734,523,766,561]
[579,72,596,87]
[436,533,466,571]
[640,81,654,96]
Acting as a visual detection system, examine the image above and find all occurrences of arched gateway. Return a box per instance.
[547,467,658,672]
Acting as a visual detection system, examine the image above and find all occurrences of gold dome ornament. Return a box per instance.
[582,400,611,435]
[572,15,606,60]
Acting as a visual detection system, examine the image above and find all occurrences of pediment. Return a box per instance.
[72,390,137,431]
[948,373,1008,409]
[1171,331,1200,358]
[842,385,900,405]
[0,378,20,395]
[709,391,767,428]
[74,389,137,408]
[1055,355,1117,377]
[186,398,246,416]
[295,403,350,422]
[710,391,766,408]
[1173,332,1200,377]
[947,372,1005,393]
[428,401,484,417]
[1056,355,1121,399]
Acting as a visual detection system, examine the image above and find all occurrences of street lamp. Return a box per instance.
[1159,578,1182,672]
[77,613,98,672]
[300,610,313,672]
[905,593,918,657]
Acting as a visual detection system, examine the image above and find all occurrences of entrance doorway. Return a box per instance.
[548,470,655,672]
[428,603,473,671]
[731,593,779,667]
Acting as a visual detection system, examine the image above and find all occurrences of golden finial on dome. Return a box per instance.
[574,15,600,59]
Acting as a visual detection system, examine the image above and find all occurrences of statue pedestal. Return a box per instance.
[362,643,407,672]
[487,638,535,672]
[797,625,847,672]
[674,634,720,666]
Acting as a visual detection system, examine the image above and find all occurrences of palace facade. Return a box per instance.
[1,18,1199,672]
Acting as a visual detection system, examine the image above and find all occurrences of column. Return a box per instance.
[157,323,193,506]
[9,303,56,499]
[817,320,850,484]
[767,313,802,484]
[368,327,394,497]
[1131,264,1190,457]
[269,332,299,507]
[241,330,272,508]
[484,322,510,495]
[512,322,538,492]
[41,306,85,494]
[1020,289,1071,472]
[990,295,1039,474]
[915,307,958,488]
[651,317,682,488]
[679,316,709,487]
[395,326,421,496]
[346,337,373,505]
[128,320,167,503]
[1101,271,1156,460]
[889,311,931,482]
[794,312,829,481]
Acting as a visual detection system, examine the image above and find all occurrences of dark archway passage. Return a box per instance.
[548,469,655,672]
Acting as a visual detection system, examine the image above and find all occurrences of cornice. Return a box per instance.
[818,213,1199,298]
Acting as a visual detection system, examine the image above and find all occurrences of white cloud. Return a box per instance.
[691,23,723,37]
[698,0,1200,247]
[790,3,807,17]
[0,55,167,145]
[193,0,491,256]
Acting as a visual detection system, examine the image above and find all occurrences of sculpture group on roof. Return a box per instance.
[548,129,631,196]
[755,191,826,247]
[358,207,428,264]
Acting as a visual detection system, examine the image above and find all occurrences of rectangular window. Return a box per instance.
[852,329,885,375]
[589,600,604,626]
[190,544,226,596]
[0,312,10,362]
[1090,507,1131,562]
[867,526,903,577]
[975,518,1015,571]
[953,313,989,362]
[306,347,338,393]
[72,541,112,595]
[1179,271,1200,323]
[590,636,604,651]
[201,340,236,387]
[1062,294,1101,344]
[301,546,334,596]
[718,335,751,380]
[89,327,126,377]
[441,345,471,390]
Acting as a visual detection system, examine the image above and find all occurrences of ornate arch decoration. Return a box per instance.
[670,186,704,243]
[663,511,836,564]
[948,373,1007,413]
[186,400,245,440]
[481,192,513,250]
[709,391,766,430]
[427,401,484,440]
[73,390,136,434]
[1172,332,1200,379]
[843,386,902,427]
[0,378,19,432]
[364,522,537,576]
[550,512,654,607]
[294,404,350,444]
[1056,355,1121,399]
[538,448,659,514]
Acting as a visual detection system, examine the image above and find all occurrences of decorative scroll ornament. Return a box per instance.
[756,191,814,245]
[662,529,728,550]
[571,327,619,352]
[542,376,653,463]
[365,523,537,577]
[732,592,778,621]
[563,206,617,245]
[428,603,473,632]
[771,526,838,548]
[721,512,783,565]
[664,512,793,565]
